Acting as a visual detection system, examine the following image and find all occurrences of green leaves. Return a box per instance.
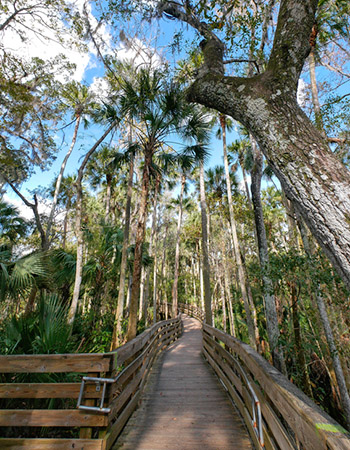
[0,247,47,302]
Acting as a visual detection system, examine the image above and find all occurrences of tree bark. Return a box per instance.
[161,0,350,292]
[126,150,151,341]
[308,46,324,131]
[199,161,212,325]
[251,139,286,372]
[68,120,117,325]
[172,173,186,317]
[111,152,134,349]
[141,173,161,323]
[221,118,257,349]
[46,115,81,243]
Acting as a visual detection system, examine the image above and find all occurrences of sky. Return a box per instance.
[2,0,344,220]
[1,0,237,217]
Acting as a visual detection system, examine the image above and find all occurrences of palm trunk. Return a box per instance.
[46,115,81,243]
[308,46,324,131]
[141,174,161,323]
[111,152,134,348]
[153,247,158,324]
[199,161,212,325]
[172,173,186,317]
[251,139,286,372]
[221,115,257,349]
[69,182,84,325]
[105,173,112,222]
[126,150,152,341]
[69,120,117,325]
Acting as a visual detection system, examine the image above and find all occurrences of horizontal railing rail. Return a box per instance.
[184,305,350,450]
[0,314,183,449]
[178,302,205,322]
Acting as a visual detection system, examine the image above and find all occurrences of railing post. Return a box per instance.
[79,371,98,439]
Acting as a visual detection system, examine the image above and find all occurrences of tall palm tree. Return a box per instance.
[68,104,119,325]
[85,145,119,222]
[199,160,213,325]
[220,116,259,349]
[119,68,210,341]
[46,82,97,246]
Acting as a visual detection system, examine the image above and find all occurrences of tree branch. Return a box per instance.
[267,0,318,91]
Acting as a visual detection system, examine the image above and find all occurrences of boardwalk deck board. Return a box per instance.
[113,316,253,450]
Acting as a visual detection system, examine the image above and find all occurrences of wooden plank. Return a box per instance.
[0,410,108,427]
[0,354,111,373]
[111,316,181,369]
[105,390,141,449]
[0,383,102,399]
[204,335,293,450]
[0,438,104,449]
[203,334,243,394]
[109,369,143,421]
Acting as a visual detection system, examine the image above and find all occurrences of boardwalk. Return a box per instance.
[114,315,253,450]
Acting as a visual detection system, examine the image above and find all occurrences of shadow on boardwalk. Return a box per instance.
[114,315,253,450]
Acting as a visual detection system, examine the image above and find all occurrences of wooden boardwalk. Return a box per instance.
[114,315,253,450]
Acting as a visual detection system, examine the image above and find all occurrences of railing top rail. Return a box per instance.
[0,315,182,374]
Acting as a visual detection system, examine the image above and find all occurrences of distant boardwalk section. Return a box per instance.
[114,315,253,450]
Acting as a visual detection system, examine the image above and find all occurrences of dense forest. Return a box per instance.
[1,0,350,430]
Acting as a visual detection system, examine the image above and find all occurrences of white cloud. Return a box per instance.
[1,0,111,82]
[90,76,112,101]
[117,37,164,71]
[3,194,34,221]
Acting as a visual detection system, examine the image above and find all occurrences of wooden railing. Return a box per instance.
[0,315,182,449]
[178,302,205,322]
[183,305,350,450]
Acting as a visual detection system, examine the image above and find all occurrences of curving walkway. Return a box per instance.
[113,315,253,450]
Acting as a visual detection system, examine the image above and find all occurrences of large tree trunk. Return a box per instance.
[172,173,186,317]
[199,161,212,325]
[111,152,134,349]
[126,150,152,341]
[162,0,350,292]
[251,140,286,372]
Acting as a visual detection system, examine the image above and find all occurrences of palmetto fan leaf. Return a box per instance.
[9,252,46,292]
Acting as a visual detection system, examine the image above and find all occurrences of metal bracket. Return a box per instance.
[77,376,115,413]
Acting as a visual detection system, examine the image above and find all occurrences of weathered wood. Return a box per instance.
[0,354,111,373]
[0,410,108,427]
[0,438,104,449]
[203,324,350,450]
[0,383,102,399]
[110,317,181,371]
[113,316,253,450]
[105,390,141,449]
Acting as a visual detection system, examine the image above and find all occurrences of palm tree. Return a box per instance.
[119,68,210,341]
[68,104,119,325]
[85,145,119,222]
[220,117,259,349]
[199,160,213,325]
[250,139,286,372]
[46,82,97,246]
